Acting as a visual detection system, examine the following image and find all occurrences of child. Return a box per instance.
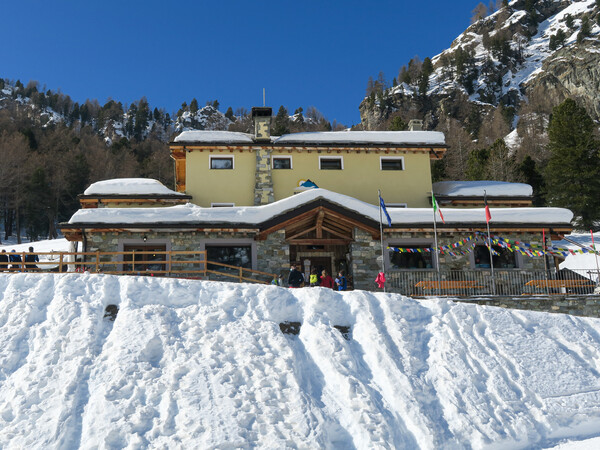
[334,271,347,291]
[309,268,319,287]
[320,270,334,289]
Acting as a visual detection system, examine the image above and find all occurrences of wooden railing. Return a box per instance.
[0,250,277,285]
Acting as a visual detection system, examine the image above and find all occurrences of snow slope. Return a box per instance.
[1,274,600,448]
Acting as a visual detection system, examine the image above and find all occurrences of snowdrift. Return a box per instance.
[1,274,600,449]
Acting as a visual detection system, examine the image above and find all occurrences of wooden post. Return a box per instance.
[22,252,26,272]
[95,251,100,272]
[168,250,172,276]
[59,253,63,273]
[239,267,243,282]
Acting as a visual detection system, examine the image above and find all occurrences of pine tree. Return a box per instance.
[272,105,290,136]
[225,107,234,121]
[577,15,591,43]
[389,116,407,131]
[519,156,545,206]
[190,98,199,114]
[545,99,600,228]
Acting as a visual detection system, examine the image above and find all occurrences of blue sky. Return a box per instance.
[1,0,480,126]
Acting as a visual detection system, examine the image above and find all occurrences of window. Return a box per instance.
[210,156,234,169]
[206,245,251,271]
[380,157,404,171]
[272,156,292,169]
[389,245,434,270]
[211,203,235,207]
[123,244,167,272]
[319,156,343,170]
[473,245,518,269]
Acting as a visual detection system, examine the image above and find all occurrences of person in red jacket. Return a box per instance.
[320,270,334,289]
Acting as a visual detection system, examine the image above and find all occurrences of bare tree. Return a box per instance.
[471,2,488,23]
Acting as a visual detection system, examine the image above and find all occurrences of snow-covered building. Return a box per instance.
[169,107,447,208]
[59,107,575,292]
[61,187,573,291]
[78,178,191,209]
[432,181,534,207]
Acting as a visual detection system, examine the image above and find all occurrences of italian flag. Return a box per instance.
[432,193,445,223]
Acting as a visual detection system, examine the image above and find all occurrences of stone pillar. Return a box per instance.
[254,147,274,205]
[256,230,289,277]
[350,228,380,291]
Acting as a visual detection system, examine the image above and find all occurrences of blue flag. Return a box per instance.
[379,195,392,227]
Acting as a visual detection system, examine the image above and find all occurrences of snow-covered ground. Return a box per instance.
[1,273,600,448]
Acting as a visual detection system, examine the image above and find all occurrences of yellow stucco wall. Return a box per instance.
[186,151,256,207]
[270,151,432,207]
[184,149,433,207]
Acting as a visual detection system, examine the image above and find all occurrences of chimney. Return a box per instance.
[252,107,272,141]
[408,119,423,131]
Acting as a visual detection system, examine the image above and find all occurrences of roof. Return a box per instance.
[174,131,254,144]
[433,181,533,197]
[273,131,445,146]
[65,189,572,228]
[172,130,446,147]
[83,178,188,197]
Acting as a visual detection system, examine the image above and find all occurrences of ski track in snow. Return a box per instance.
[1,273,600,449]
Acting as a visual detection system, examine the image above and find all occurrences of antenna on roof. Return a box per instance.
[263,88,266,107]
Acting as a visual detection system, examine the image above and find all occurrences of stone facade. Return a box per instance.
[257,230,289,277]
[254,147,274,206]
[351,228,381,291]
[83,228,555,291]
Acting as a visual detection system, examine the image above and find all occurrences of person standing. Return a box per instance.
[287,264,304,288]
[9,250,22,271]
[335,270,348,291]
[309,268,319,287]
[25,247,40,271]
[320,270,334,289]
[0,250,8,271]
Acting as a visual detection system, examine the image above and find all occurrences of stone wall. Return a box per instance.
[257,230,289,278]
[452,296,600,319]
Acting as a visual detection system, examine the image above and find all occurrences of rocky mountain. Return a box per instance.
[360,0,600,136]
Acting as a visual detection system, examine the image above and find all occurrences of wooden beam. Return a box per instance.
[287,226,317,241]
[321,225,352,239]
[315,209,325,238]
[288,238,351,245]
[257,209,319,239]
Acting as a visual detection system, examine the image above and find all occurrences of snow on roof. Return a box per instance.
[274,131,445,146]
[68,188,571,226]
[554,232,600,279]
[174,130,254,143]
[83,178,187,196]
[433,181,533,197]
[173,130,446,146]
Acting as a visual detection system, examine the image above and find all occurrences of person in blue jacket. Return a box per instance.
[335,271,347,291]
[9,250,22,271]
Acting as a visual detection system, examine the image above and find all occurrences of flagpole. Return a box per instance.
[378,189,386,293]
[543,228,550,297]
[485,190,496,295]
[431,191,441,297]
[591,230,600,286]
